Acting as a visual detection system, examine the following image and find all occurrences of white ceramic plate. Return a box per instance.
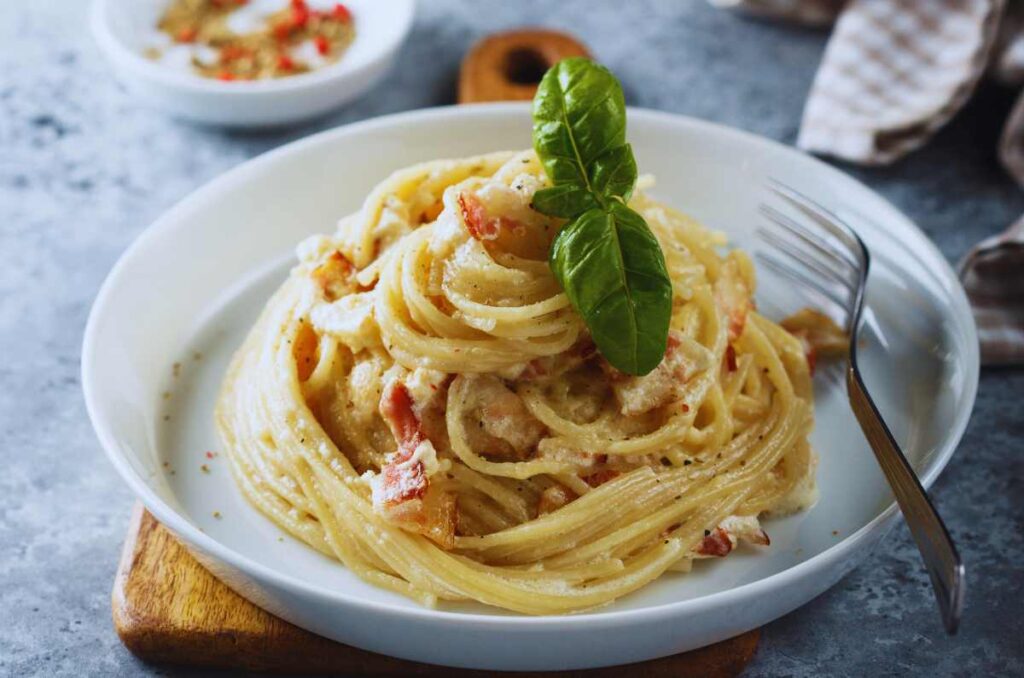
[82,104,978,671]
[91,0,415,127]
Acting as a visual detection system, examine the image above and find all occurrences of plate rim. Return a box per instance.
[81,102,979,628]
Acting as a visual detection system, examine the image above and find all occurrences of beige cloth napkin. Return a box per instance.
[711,0,1023,365]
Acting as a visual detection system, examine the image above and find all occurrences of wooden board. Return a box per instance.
[112,28,760,676]
[113,505,760,676]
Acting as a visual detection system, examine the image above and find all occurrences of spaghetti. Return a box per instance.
[216,150,820,614]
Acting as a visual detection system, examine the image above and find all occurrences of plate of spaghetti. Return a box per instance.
[83,60,978,671]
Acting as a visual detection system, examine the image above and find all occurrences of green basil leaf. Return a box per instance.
[550,203,672,375]
[532,185,598,218]
[590,143,637,202]
[532,57,627,193]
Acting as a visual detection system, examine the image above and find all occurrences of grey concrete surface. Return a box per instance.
[1,1,1021,676]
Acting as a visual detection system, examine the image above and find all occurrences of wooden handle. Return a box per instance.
[458,29,591,104]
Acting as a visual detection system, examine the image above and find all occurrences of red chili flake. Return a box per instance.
[219,45,249,62]
[697,527,733,557]
[205,451,216,459]
[216,71,235,81]
[278,53,295,70]
[314,35,330,55]
[176,26,197,43]
[273,21,293,40]
[725,344,737,372]
[681,403,690,413]
[332,3,352,22]
[291,1,310,27]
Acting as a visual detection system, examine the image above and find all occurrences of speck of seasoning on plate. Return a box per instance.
[163,414,171,422]
[201,464,210,473]
[193,351,203,361]
[173,362,181,377]
[162,391,172,400]
[832,530,839,536]
[213,511,222,519]
[205,451,217,459]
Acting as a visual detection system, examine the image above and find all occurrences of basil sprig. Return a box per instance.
[532,58,672,376]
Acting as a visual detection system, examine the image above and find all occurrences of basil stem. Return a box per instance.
[532,57,672,376]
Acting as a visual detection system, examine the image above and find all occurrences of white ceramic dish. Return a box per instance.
[82,104,978,671]
[90,0,415,127]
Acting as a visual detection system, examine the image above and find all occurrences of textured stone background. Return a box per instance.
[1,1,1022,676]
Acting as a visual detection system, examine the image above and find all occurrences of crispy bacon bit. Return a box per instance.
[458,192,527,243]
[375,382,456,546]
[458,193,499,240]
[724,344,737,372]
[781,308,847,376]
[378,459,427,505]
[583,469,621,487]
[292,321,320,381]
[311,250,354,301]
[377,381,429,506]
[697,527,734,557]
[537,484,577,516]
[380,381,425,458]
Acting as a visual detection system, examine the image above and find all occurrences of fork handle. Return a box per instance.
[846,366,965,634]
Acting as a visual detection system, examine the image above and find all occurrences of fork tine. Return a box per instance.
[767,180,864,270]
[754,251,851,322]
[757,204,859,281]
[756,222,856,291]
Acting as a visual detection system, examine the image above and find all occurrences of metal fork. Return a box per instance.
[755,180,965,635]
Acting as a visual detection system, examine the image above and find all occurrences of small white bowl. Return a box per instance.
[91,0,415,127]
